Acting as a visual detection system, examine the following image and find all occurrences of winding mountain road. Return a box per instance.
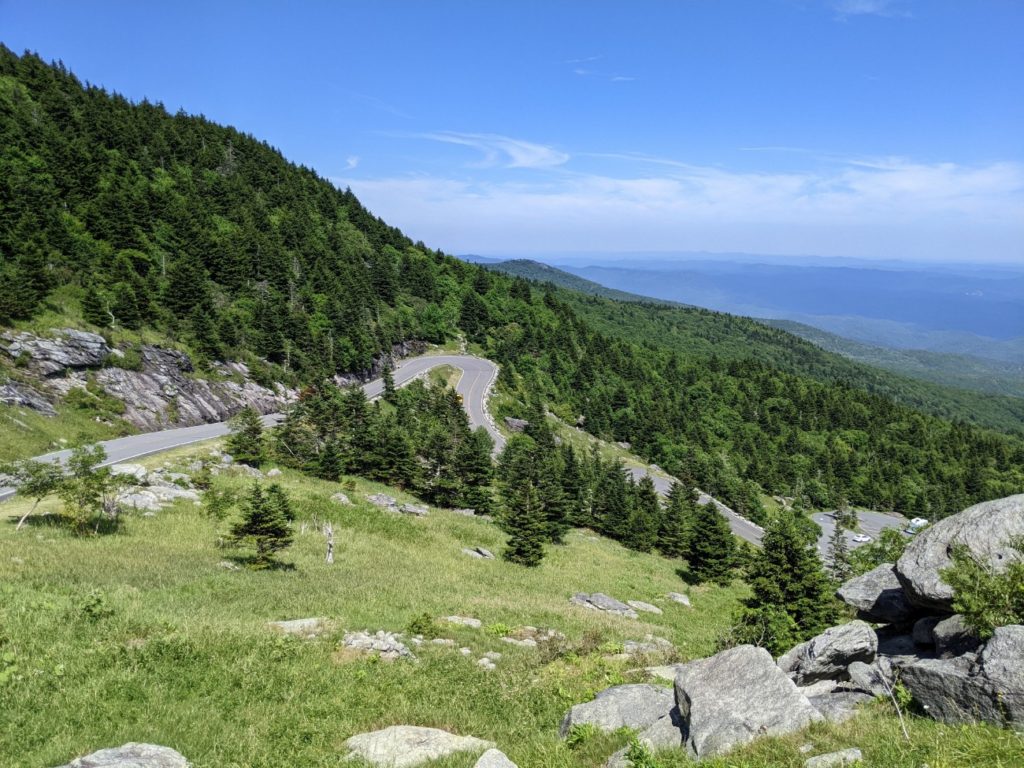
[0,354,502,503]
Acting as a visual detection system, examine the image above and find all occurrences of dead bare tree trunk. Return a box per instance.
[324,522,334,564]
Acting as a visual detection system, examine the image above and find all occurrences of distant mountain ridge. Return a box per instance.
[484,258,1024,432]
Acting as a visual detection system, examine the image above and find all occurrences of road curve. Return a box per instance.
[0,354,503,502]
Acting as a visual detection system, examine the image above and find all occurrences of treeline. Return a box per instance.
[497,407,737,580]
[2,47,1022,520]
[268,378,494,513]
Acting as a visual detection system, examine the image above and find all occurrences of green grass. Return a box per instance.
[1,444,1019,767]
[427,365,464,391]
[0,400,134,463]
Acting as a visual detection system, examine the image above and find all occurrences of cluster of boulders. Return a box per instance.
[556,494,1024,765]
[830,493,1024,729]
[110,463,201,514]
[365,493,429,517]
[1,328,293,430]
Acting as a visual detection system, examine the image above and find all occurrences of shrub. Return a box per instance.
[941,538,1024,638]
[405,613,441,639]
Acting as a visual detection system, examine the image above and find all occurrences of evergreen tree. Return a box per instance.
[624,475,660,552]
[315,439,343,482]
[231,483,294,568]
[226,407,265,466]
[686,500,736,585]
[658,482,693,558]
[81,284,109,327]
[382,365,397,403]
[454,427,495,515]
[502,482,545,567]
[733,507,839,654]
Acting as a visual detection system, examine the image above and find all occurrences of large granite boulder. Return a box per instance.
[978,624,1024,730]
[0,381,56,415]
[932,614,981,658]
[674,645,822,758]
[901,655,1001,725]
[778,621,878,685]
[896,494,1024,613]
[808,691,875,723]
[559,684,674,737]
[603,708,685,767]
[836,563,917,624]
[344,726,493,767]
[54,743,189,767]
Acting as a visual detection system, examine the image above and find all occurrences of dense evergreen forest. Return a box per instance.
[1,47,1022,522]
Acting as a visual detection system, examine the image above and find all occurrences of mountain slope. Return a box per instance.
[482,258,682,306]
[2,47,1023,521]
[480,260,1024,434]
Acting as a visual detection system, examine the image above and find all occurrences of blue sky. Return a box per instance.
[3,0,1022,262]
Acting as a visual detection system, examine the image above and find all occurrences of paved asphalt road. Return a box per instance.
[812,508,908,558]
[0,354,501,503]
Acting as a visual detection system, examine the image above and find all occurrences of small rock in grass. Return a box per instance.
[342,630,416,661]
[478,657,496,671]
[501,636,537,648]
[344,726,493,768]
[331,492,352,505]
[570,592,638,618]
[804,748,863,768]
[462,546,495,559]
[367,493,398,509]
[627,600,663,615]
[266,468,282,477]
[474,748,518,768]
[666,592,691,607]
[484,651,502,661]
[460,647,472,656]
[268,617,328,639]
[445,615,482,629]
[400,502,429,517]
[54,742,190,767]
[430,638,455,646]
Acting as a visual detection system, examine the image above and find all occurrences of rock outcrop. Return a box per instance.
[2,328,295,430]
[835,563,916,625]
[675,645,822,758]
[474,749,517,768]
[559,684,674,737]
[778,621,877,685]
[343,725,493,768]
[895,494,1024,613]
[54,743,190,767]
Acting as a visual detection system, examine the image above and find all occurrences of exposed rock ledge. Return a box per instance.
[2,328,295,431]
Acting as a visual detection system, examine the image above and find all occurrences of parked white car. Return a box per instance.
[852,533,872,543]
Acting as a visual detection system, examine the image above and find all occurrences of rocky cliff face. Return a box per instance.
[1,328,296,431]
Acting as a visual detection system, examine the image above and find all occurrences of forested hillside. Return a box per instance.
[487,259,1024,434]
[2,47,1022,521]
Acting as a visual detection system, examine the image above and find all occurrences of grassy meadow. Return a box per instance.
[1,443,1021,767]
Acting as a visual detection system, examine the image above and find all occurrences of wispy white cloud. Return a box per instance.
[832,0,911,19]
[335,153,1024,261]
[413,132,569,169]
[343,155,359,170]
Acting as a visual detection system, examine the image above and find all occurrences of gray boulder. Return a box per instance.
[462,547,496,560]
[627,600,663,615]
[846,661,888,697]
[504,417,529,432]
[474,749,517,768]
[344,726,494,768]
[55,743,189,767]
[804,748,863,768]
[901,656,1001,725]
[675,644,822,758]
[978,624,1024,730]
[342,630,416,661]
[836,563,916,624]
[569,592,638,619]
[367,493,398,509]
[808,691,875,723]
[666,592,691,607]
[267,617,329,639]
[603,707,684,767]
[896,494,1024,613]
[912,616,941,647]
[778,621,878,685]
[400,502,429,517]
[559,684,674,737]
[5,328,110,376]
[932,614,981,658]
[331,492,352,505]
